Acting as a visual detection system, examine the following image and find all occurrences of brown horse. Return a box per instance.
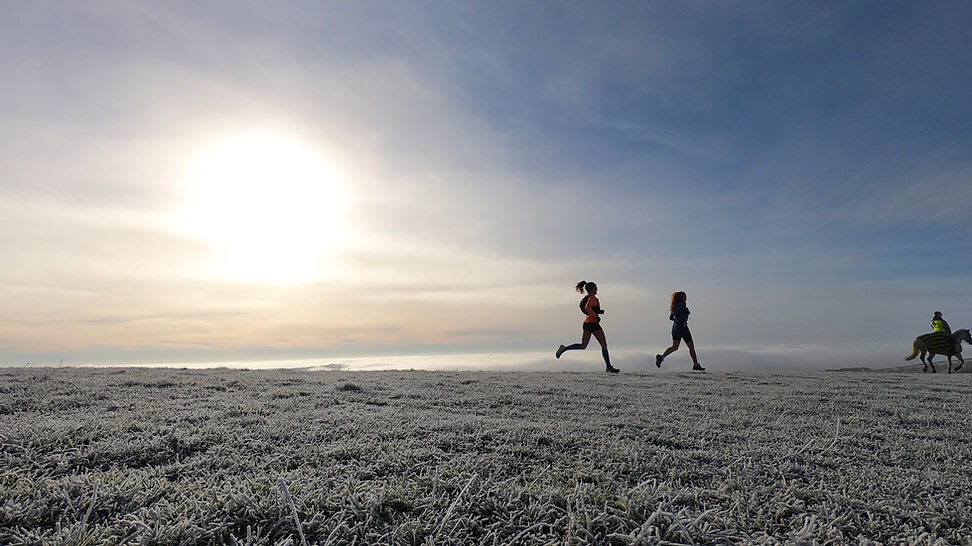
[905,328,971,374]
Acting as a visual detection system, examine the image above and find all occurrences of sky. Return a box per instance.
[2,1,971,370]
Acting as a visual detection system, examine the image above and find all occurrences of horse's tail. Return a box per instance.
[905,338,920,361]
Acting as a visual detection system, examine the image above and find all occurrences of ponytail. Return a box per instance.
[575,280,587,293]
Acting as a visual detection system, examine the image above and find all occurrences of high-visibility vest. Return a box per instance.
[930,319,947,333]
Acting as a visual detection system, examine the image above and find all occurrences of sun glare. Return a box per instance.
[178,133,346,284]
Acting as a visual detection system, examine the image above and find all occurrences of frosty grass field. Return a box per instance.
[1,367,971,545]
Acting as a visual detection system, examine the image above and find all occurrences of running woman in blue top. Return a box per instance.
[556,281,619,374]
[655,291,704,371]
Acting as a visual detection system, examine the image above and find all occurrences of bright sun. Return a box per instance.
[178,133,346,284]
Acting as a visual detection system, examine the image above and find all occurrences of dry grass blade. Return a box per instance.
[432,473,478,543]
[277,478,308,546]
[69,480,99,546]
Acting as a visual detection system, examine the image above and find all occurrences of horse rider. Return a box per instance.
[930,311,952,335]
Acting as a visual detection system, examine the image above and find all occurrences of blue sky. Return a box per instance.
[1,2,970,369]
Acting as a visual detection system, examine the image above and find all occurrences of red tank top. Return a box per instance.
[584,295,600,323]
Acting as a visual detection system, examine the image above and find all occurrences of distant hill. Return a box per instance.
[825,362,962,373]
[877,363,926,373]
[874,362,965,373]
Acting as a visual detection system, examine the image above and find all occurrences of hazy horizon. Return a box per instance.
[3,343,913,373]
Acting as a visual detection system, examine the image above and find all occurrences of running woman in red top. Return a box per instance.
[556,281,619,373]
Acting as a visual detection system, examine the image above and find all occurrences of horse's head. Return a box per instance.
[957,329,972,344]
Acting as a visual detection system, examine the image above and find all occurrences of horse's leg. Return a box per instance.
[955,354,965,372]
[921,351,928,372]
[928,352,937,373]
[947,355,952,374]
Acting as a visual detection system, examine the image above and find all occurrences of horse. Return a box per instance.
[905,328,972,374]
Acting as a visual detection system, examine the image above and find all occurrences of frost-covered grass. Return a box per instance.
[1,367,970,545]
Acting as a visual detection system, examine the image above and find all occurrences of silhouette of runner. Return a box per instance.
[655,291,704,371]
[556,281,619,374]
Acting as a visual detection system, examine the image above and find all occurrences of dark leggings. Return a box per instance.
[562,327,611,367]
